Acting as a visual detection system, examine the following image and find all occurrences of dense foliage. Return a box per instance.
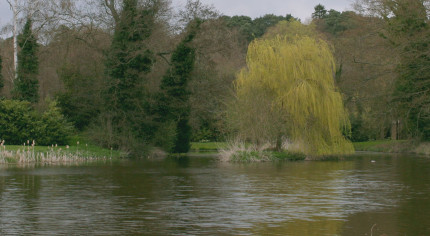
[0,99,73,145]
[13,18,39,103]
[231,21,354,155]
[154,21,200,153]
[387,0,430,140]
[56,64,102,130]
[223,14,298,43]
[313,6,397,141]
[101,0,155,151]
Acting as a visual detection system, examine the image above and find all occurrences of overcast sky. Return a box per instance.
[174,0,353,21]
[0,0,353,30]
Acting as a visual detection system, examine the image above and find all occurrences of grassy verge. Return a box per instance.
[353,140,411,153]
[353,139,430,155]
[190,142,227,152]
[193,139,430,160]
[0,136,126,164]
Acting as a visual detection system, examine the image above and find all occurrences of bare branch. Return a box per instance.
[104,0,120,25]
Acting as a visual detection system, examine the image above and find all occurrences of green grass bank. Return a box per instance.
[191,142,227,151]
[0,136,126,164]
[353,139,430,155]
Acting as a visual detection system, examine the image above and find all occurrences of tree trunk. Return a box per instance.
[6,0,18,81]
[275,134,282,151]
[391,120,400,140]
[13,0,17,81]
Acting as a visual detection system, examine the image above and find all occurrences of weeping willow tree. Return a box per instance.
[231,31,354,155]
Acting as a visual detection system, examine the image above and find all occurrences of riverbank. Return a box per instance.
[0,137,126,164]
[190,142,306,162]
[353,139,430,155]
[6,139,422,165]
[191,140,430,161]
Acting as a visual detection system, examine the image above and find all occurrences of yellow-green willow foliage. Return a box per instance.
[233,35,354,155]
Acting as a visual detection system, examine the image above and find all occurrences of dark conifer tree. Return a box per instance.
[156,20,201,153]
[105,0,154,111]
[312,4,327,19]
[13,18,39,103]
[103,0,155,149]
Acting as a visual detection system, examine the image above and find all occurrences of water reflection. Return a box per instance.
[0,154,429,235]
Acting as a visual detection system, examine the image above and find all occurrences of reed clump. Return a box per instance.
[0,140,114,165]
[219,140,305,162]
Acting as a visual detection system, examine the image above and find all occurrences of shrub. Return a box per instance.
[0,99,38,144]
[37,100,74,145]
[0,99,73,145]
[219,141,272,162]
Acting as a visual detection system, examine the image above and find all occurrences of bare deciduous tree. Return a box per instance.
[6,0,20,81]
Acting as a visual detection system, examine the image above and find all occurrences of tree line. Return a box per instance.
[0,0,429,156]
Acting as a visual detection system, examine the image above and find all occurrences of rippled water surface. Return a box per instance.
[1,153,430,235]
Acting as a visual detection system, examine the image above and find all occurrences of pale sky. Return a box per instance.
[174,0,353,21]
[0,0,353,31]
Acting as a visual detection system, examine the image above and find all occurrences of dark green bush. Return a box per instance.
[153,120,177,152]
[37,101,74,145]
[0,99,38,144]
[0,99,73,145]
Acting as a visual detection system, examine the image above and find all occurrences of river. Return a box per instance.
[0,153,429,235]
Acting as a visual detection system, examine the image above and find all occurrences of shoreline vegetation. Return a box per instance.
[0,136,126,165]
[353,140,430,155]
[2,139,429,165]
[190,140,430,162]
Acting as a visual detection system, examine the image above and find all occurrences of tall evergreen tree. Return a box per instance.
[155,20,201,153]
[13,18,39,103]
[103,0,155,149]
[312,4,327,19]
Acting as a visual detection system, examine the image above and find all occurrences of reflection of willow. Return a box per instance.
[252,219,344,236]
[217,161,355,235]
